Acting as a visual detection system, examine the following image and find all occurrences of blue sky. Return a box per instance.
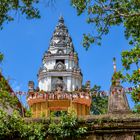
[0,0,135,108]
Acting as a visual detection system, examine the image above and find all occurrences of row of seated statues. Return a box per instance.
[27,92,90,101]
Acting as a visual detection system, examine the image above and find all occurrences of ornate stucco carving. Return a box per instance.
[48,16,74,54]
[54,62,66,71]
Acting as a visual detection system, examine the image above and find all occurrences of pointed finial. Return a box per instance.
[113,57,117,73]
[59,14,64,23]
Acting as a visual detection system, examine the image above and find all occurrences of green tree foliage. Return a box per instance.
[71,0,140,48]
[133,103,140,113]
[0,110,87,140]
[0,0,57,29]
[48,111,87,140]
[122,46,140,103]
[90,85,108,115]
[0,52,3,62]
[71,0,140,107]
[0,0,41,29]
[0,109,46,140]
[0,0,56,62]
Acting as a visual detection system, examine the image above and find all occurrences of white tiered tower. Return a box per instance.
[38,16,83,92]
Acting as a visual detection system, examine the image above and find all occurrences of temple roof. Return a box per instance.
[48,16,74,53]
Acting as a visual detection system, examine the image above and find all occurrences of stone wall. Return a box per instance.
[25,113,140,140]
[80,114,140,140]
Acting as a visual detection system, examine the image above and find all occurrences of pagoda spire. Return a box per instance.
[108,58,130,114]
[38,16,82,92]
[112,57,120,86]
[47,16,74,54]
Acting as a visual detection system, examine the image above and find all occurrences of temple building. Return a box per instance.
[27,16,91,118]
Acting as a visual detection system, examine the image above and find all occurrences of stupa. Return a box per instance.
[108,58,130,114]
[27,16,91,118]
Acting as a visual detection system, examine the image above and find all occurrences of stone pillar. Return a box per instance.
[48,77,51,91]
[72,77,75,91]
[67,77,72,91]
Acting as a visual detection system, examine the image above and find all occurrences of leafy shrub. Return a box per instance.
[48,111,87,140]
[0,110,46,140]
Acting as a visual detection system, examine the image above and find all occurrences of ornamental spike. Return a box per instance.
[113,57,117,73]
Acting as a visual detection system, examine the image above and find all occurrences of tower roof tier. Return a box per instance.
[48,16,74,54]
